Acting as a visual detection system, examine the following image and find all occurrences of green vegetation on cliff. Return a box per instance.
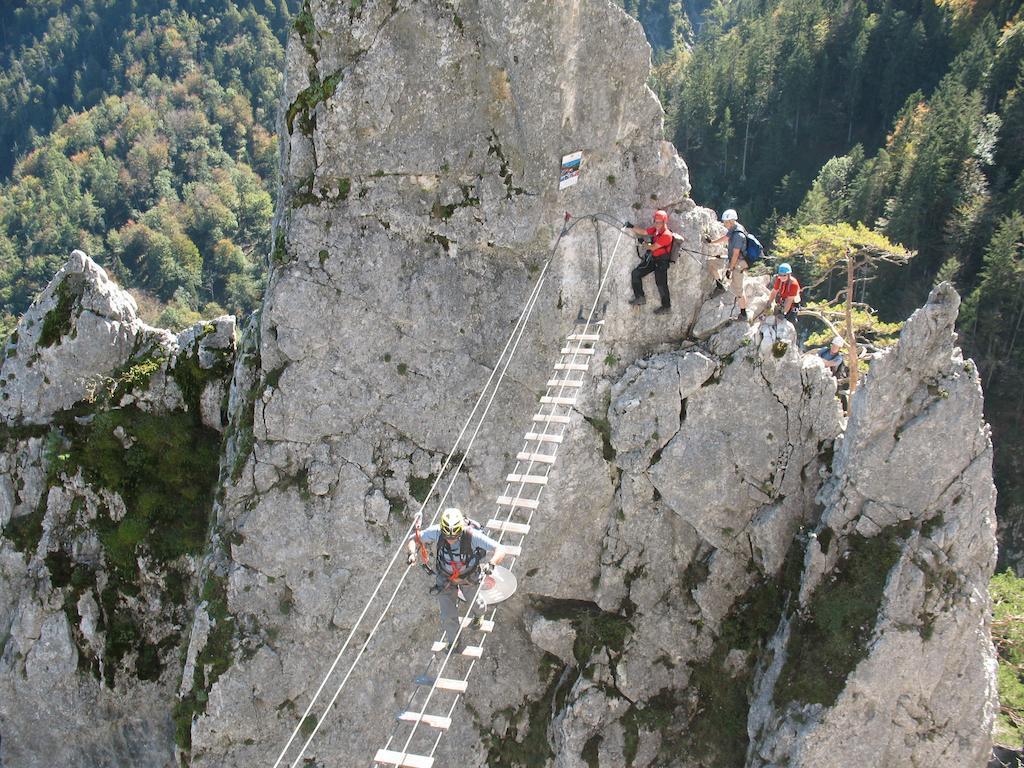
[991,569,1024,748]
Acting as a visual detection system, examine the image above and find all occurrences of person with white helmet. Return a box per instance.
[406,507,506,651]
[623,209,675,315]
[766,262,802,327]
[705,209,750,320]
[818,335,846,375]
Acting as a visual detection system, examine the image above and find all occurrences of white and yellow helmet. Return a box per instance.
[440,507,466,537]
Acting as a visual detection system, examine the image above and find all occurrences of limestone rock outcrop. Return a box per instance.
[0,252,235,767]
[747,284,998,768]
[0,1,1000,767]
[173,2,997,768]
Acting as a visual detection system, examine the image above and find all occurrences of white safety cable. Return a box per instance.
[271,269,549,768]
[293,253,556,768]
[377,219,625,763]
[389,225,628,764]
[281,221,572,768]
[399,225,629,763]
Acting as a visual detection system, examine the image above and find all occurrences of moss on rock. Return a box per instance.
[38,276,81,348]
[40,405,221,686]
[774,529,906,708]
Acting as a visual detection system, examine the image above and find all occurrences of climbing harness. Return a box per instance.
[271,212,628,768]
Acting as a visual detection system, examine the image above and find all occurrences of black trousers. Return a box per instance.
[775,304,799,327]
[631,257,671,307]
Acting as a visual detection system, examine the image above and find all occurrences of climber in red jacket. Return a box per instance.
[624,209,675,315]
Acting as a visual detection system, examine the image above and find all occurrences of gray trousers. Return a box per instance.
[436,577,487,643]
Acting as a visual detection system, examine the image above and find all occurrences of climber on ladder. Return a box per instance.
[406,508,507,652]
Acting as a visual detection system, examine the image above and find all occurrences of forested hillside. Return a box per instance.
[0,0,298,337]
[641,0,1024,573]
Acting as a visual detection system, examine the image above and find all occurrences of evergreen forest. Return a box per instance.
[632,0,1024,576]
[0,0,1023,753]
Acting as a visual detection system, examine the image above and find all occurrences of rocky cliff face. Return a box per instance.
[0,1,1000,767]
[175,2,998,768]
[0,252,235,767]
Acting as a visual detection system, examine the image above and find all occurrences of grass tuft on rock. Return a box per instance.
[38,277,80,348]
[991,569,1024,748]
[775,529,904,708]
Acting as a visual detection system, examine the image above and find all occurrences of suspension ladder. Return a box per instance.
[372,318,606,767]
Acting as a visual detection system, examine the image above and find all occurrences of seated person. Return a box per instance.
[766,263,801,327]
[818,336,845,375]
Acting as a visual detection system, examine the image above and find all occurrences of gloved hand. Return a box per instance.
[624,221,634,229]
[480,562,495,575]
[406,552,416,566]
[725,269,733,280]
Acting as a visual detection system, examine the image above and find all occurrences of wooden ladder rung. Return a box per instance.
[566,333,601,342]
[460,617,495,632]
[373,749,434,768]
[487,518,531,534]
[517,451,556,464]
[430,641,483,658]
[504,544,522,556]
[547,378,585,388]
[525,432,563,444]
[435,677,468,692]
[540,395,575,406]
[532,413,572,424]
[495,496,540,510]
[554,362,589,371]
[397,711,452,730]
[507,472,548,485]
[560,346,596,355]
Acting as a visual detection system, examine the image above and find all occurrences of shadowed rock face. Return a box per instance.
[0,3,998,768]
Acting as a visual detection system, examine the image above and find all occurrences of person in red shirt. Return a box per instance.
[766,262,801,326]
[625,209,674,315]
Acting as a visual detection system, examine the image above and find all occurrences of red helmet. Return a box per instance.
[653,209,668,222]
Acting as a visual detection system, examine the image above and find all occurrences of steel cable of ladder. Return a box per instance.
[274,258,550,768]
[280,214,609,768]
[289,256,552,768]
[377,224,627,766]
[374,224,627,768]
[377,219,627,749]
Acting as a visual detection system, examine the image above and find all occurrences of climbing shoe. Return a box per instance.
[738,308,748,321]
[435,640,466,655]
[471,615,486,629]
[653,306,671,315]
[628,295,647,306]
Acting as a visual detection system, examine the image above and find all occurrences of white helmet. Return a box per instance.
[721,209,738,222]
[831,336,844,347]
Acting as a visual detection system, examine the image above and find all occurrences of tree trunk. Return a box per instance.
[846,249,859,393]
[1004,282,1024,365]
[742,115,751,180]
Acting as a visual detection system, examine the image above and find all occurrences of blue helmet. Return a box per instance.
[777,263,792,275]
